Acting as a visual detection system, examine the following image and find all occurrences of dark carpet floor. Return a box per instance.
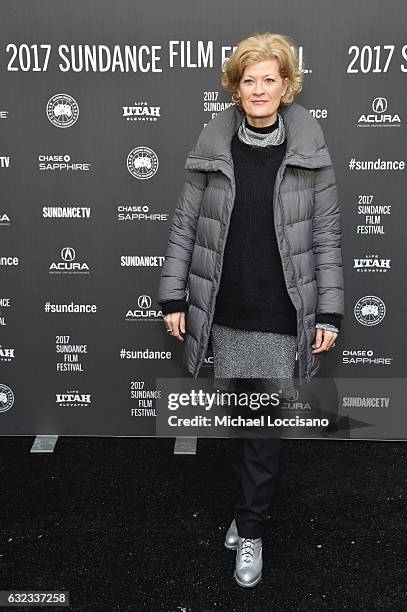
[0,437,406,611]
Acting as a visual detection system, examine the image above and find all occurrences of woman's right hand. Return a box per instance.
[163,311,186,342]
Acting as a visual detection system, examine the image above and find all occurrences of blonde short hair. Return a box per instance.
[221,32,304,110]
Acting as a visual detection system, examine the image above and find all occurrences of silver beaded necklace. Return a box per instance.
[237,111,286,147]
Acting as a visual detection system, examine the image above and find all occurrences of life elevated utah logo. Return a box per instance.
[127,147,159,179]
[56,390,92,407]
[353,253,391,273]
[357,97,401,128]
[49,246,90,274]
[46,93,79,128]
[122,101,161,123]
[0,345,15,362]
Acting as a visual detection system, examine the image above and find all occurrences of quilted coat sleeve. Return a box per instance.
[312,146,345,318]
[157,168,207,308]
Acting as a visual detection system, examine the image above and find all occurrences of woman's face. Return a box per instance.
[237,58,288,124]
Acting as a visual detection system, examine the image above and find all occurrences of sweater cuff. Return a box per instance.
[315,313,342,330]
[316,323,339,334]
[160,299,189,315]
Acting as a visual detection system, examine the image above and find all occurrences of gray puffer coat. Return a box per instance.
[158,102,345,385]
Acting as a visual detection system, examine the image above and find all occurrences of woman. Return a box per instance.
[157,32,345,588]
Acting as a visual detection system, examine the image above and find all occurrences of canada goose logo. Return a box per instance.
[354,296,386,326]
[46,93,79,128]
[127,147,159,179]
[0,384,14,413]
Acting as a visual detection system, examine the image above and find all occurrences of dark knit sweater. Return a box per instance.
[160,115,341,332]
[212,116,298,333]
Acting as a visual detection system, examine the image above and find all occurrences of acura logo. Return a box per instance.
[371,97,387,113]
[61,247,76,262]
[138,295,152,309]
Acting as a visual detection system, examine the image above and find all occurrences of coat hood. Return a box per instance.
[185,102,332,175]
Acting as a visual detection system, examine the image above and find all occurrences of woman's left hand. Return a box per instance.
[311,328,337,353]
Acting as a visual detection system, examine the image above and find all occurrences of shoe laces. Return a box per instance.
[240,538,255,562]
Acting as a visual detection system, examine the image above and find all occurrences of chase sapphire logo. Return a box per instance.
[127,146,159,179]
[46,93,79,128]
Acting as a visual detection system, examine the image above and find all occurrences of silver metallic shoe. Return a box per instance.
[234,537,263,588]
[224,518,239,550]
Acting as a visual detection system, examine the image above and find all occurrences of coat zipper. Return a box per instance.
[186,153,233,376]
[192,165,235,376]
[275,165,310,383]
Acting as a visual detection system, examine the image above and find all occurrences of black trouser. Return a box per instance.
[229,434,281,539]
[221,377,284,539]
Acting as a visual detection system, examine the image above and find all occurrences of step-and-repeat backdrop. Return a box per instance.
[1,0,406,437]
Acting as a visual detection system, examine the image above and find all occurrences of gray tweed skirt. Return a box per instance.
[210,323,298,400]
